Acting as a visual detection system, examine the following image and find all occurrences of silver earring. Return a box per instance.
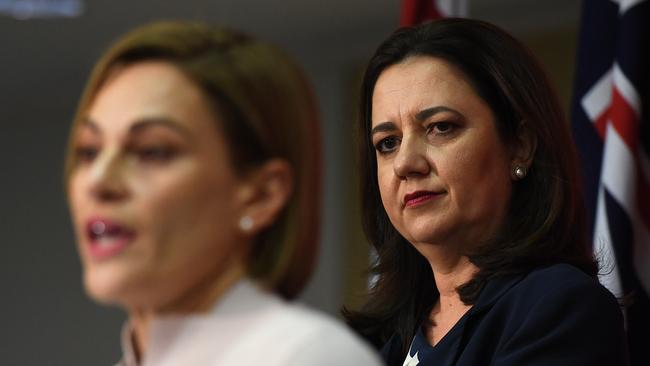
[239,216,254,231]
[513,165,527,180]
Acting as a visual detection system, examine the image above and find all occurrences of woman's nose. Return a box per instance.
[393,135,431,179]
[88,147,128,202]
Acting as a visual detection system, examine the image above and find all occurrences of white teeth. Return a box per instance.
[96,237,115,247]
[91,221,106,235]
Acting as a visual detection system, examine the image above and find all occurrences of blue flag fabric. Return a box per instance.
[571,1,650,365]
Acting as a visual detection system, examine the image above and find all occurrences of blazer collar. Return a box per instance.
[469,272,526,316]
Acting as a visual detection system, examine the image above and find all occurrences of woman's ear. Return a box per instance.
[236,159,294,236]
[511,121,537,169]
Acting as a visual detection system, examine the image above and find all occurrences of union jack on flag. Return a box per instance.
[571,0,650,364]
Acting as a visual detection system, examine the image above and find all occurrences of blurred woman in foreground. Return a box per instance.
[65,21,381,366]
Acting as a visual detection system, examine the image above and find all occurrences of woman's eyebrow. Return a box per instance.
[370,121,397,139]
[79,118,101,134]
[128,117,194,141]
[370,106,463,138]
[414,105,461,121]
[78,116,196,141]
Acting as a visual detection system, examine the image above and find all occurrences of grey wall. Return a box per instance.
[0,0,579,364]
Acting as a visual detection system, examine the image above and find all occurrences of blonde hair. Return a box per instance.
[65,21,322,299]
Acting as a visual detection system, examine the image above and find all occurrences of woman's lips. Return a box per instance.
[85,218,136,260]
[404,191,443,208]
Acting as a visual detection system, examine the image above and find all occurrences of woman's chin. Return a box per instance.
[82,266,140,306]
[404,227,450,247]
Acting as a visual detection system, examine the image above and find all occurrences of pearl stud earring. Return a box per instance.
[513,165,527,180]
[239,216,254,231]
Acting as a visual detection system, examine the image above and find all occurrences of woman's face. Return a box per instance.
[371,56,513,251]
[68,61,250,310]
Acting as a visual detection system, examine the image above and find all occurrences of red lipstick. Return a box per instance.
[404,191,442,208]
[85,218,135,260]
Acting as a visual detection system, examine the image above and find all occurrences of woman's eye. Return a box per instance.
[375,136,400,154]
[428,121,458,135]
[74,146,99,163]
[134,146,177,162]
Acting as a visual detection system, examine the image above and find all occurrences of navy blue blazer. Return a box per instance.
[381,264,629,365]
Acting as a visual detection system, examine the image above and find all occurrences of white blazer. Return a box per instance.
[117,279,382,366]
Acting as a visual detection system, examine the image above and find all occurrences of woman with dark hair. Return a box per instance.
[65,21,381,365]
[346,18,629,365]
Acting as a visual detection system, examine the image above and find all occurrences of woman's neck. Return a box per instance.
[431,255,477,300]
[414,243,478,297]
[127,260,246,362]
[422,250,477,346]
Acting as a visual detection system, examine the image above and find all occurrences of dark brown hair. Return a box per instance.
[345,18,597,352]
[64,21,322,299]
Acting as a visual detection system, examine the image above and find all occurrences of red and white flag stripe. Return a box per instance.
[400,0,467,26]
[579,0,650,297]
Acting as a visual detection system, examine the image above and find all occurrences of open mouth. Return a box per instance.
[85,218,136,260]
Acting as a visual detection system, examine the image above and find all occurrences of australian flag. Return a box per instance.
[400,0,467,26]
[571,0,650,364]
